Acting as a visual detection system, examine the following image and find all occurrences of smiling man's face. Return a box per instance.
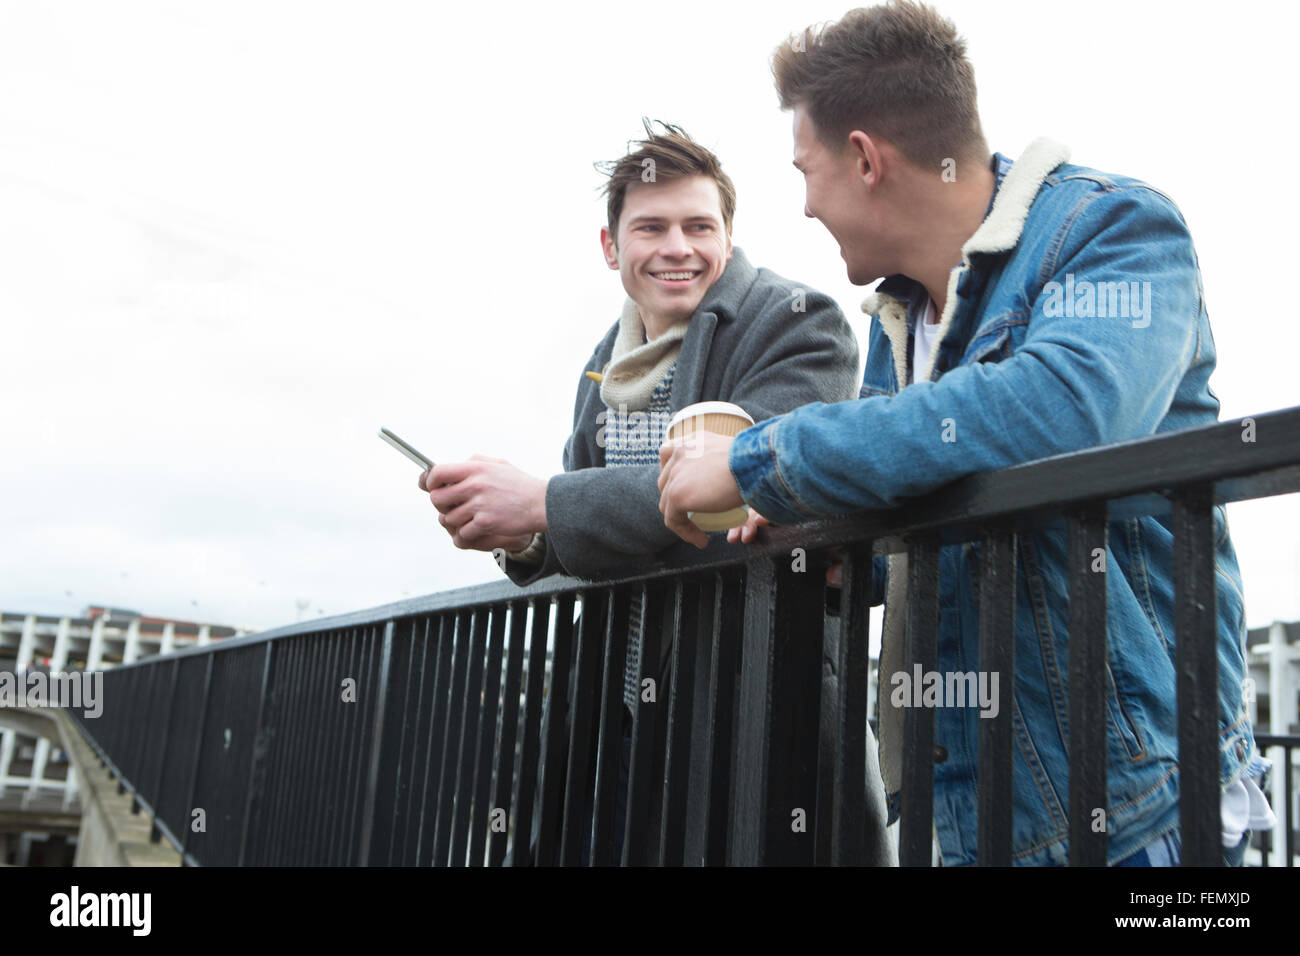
[601,174,733,336]
[792,104,885,286]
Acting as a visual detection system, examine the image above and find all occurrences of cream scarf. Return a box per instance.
[598,299,688,411]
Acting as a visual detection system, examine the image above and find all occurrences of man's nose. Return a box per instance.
[660,225,691,256]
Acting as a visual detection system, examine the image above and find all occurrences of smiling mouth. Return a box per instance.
[650,270,701,283]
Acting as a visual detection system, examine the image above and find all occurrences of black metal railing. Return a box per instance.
[67,406,1300,865]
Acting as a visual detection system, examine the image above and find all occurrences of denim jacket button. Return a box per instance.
[933,745,949,764]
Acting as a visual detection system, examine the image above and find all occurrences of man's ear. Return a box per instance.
[847,130,884,190]
[725,230,734,261]
[600,227,619,269]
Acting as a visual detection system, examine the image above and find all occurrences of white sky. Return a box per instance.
[1,0,1297,631]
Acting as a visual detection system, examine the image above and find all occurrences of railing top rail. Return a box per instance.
[107,405,1300,666]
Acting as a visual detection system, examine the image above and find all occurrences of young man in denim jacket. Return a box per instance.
[658,2,1271,865]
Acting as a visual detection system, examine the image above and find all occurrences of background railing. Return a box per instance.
[68,406,1300,865]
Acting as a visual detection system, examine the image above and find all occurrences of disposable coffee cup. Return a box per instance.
[664,401,755,532]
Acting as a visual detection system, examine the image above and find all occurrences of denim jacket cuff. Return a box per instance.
[729,416,807,525]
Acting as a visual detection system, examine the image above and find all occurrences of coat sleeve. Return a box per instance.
[500,344,604,586]
[510,285,860,583]
[729,186,1203,523]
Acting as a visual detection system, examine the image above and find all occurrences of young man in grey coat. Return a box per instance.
[420,122,860,584]
[419,122,880,864]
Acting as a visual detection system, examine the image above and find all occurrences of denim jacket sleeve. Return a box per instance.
[729,184,1204,521]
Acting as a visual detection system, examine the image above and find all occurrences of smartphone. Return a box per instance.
[378,427,434,471]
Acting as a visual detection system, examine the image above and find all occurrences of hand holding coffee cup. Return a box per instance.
[663,401,754,531]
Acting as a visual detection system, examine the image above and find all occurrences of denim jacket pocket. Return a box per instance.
[1103,660,1147,761]
[962,324,1015,366]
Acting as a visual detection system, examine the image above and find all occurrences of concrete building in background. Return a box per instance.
[0,605,248,865]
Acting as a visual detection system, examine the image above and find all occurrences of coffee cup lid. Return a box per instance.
[666,401,755,433]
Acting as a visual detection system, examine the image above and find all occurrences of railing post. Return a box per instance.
[509,598,551,866]
[357,621,394,866]
[237,641,274,865]
[659,577,701,865]
[590,587,630,866]
[178,654,216,865]
[977,526,1018,866]
[899,535,939,867]
[489,602,529,867]
[1173,486,1221,866]
[1068,505,1108,866]
[832,541,875,865]
[730,552,824,865]
[147,658,180,845]
[622,582,667,866]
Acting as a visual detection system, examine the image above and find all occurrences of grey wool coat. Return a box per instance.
[503,247,860,586]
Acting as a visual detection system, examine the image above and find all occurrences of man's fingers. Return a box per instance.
[657,443,680,491]
[417,468,430,492]
[659,482,708,549]
[428,481,473,514]
[429,460,482,487]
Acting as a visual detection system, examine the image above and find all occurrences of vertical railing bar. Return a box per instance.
[899,535,939,867]
[237,641,275,866]
[177,654,216,861]
[450,608,490,867]
[1067,505,1108,866]
[325,628,361,865]
[1285,744,1295,866]
[260,636,303,866]
[731,557,775,865]
[378,617,418,866]
[147,658,180,846]
[294,629,338,864]
[659,577,699,865]
[357,620,395,865]
[511,597,551,866]
[683,573,720,866]
[416,615,454,865]
[489,602,529,867]
[978,526,1018,866]
[468,604,507,867]
[1173,486,1220,866]
[832,541,873,864]
[705,568,743,866]
[560,590,608,865]
[433,611,472,865]
[732,553,823,865]
[393,616,434,864]
[326,628,362,864]
[536,592,576,866]
[590,586,630,866]
[622,581,665,866]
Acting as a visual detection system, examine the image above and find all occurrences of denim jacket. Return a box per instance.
[729,138,1259,865]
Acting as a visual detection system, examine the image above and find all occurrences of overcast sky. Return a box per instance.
[2,0,1297,632]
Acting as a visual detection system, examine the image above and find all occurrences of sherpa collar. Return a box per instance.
[861,137,1071,386]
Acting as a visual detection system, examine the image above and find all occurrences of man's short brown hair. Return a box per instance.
[598,119,737,240]
[772,2,988,168]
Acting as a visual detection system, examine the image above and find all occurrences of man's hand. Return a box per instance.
[657,431,744,549]
[419,455,547,553]
[726,510,769,544]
